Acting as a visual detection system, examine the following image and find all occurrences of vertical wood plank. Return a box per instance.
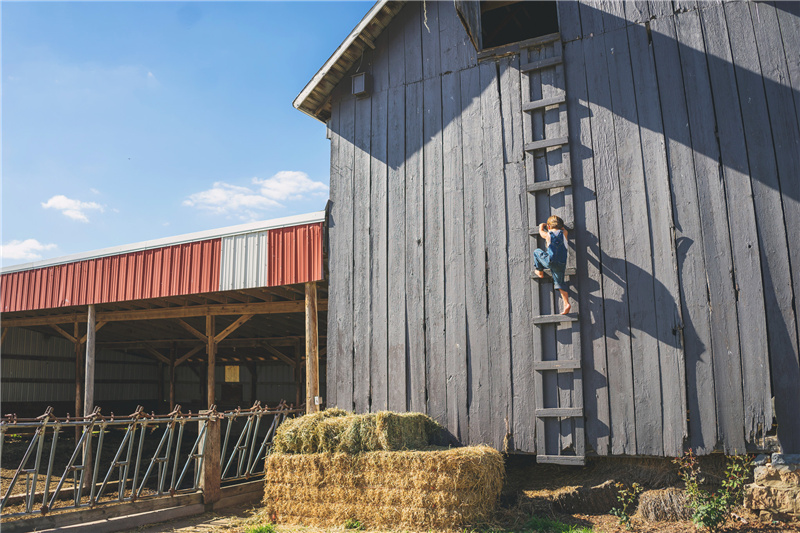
[564,38,611,455]
[726,0,800,452]
[583,32,637,455]
[675,8,745,454]
[605,26,663,456]
[370,89,389,413]
[336,96,356,411]
[423,75,447,425]
[387,84,407,412]
[405,2,423,84]
[406,80,426,414]
[352,95,372,414]
[650,13,717,454]
[421,0,441,80]
[751,3,800,441]
[442,70,469,442]
[500,53,536,453]
[326,101,341,410]
[480,60,513,450]
[558,1,584,43]
[626,21,687,457]
[461,65,490,445]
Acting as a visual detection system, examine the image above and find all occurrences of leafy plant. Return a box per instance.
[344,518,364,530]
[525,515,593,532]
[247,525,276,533]
[673,449,752,531]
[609,482,643,529]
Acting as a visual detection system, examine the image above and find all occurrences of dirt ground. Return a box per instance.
[124,455,800,533]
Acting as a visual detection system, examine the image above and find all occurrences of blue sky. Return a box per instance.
[1,1,369,266]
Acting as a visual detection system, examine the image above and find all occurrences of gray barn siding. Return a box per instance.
[325,1,800,455]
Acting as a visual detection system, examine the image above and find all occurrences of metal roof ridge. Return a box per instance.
[1,211,326,274]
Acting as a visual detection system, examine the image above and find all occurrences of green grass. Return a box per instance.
[246,525,277,533]
[344,518,365,530]
[524,516,593,533]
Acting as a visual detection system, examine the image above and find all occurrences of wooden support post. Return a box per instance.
[249,364,258,405]
[305,282,320,413]
[1,327,9,347]
[199,411,221,505]
[74,322,83,442]
[206,316,216,409]
[294,342,302,408]
[84,305,96,416]
[170,345,176,411]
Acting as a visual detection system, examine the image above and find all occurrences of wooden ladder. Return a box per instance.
[520,33,585,465]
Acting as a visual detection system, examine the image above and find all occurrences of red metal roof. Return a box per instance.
[268,223,324,286]
[1,215,326,313]
[1,240,221,313]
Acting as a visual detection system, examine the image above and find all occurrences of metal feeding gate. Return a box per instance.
[0,402,298,522]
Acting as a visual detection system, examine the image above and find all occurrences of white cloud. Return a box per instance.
[184,171,328,219]
[1,239,57,261]
[90,188,100,195]
[42,195,104,222]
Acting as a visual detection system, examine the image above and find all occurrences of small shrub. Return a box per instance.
[344,518,365,530]
[247,525,276,533]
[525,515,593,532]
[673,449,752,532]
[610,482,643,529]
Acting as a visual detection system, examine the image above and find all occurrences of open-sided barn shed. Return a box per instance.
[1,213,327,418]
[295,0,800,463]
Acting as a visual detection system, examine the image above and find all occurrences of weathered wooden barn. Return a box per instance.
[0,213,327,418]
[294,0,800,462]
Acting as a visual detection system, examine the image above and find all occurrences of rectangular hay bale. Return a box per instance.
[262,446,504,530]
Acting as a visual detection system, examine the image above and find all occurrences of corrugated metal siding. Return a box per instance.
[1,239,221,312]
[219,231,270,290]
[267,223,324,286]
[1,327,158,404]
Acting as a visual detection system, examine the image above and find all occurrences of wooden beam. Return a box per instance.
[214,314,253,343]
[261,343,295,367]
[206,316,216,408]
[51,324,78,344]
[1,299,328,327]
[170,345,176,411]
[305,282,320,413]
[143,344,171,365]
[74,322,82,441]
[176,319,207,342]
[175,345,204,367]
[79,321,106,344]
[84,305,96,416]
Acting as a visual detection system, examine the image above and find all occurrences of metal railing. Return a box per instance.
[0,402,299,519]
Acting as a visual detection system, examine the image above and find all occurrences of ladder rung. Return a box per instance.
[530,267,577,280]
[534,360,581,371]
[520,32,561,50]
[527,178,572,193]
[536,408,583,418]
[523,95,566,112]
[521,55,563,72]
[525,136,568,152]
[537,455,586,465]
[532,314,578,325]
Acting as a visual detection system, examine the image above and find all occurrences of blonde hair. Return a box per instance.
[546,215,564,230]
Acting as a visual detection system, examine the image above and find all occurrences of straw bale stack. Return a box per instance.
[263,446,504,530]
[272,410,441,454]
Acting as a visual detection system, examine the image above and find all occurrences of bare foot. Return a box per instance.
[560,303,571,315]
[534,270,545,279]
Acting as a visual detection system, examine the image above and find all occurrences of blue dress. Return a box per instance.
[534,229,567,290]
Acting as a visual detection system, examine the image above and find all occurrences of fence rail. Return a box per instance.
[0,401,299,520]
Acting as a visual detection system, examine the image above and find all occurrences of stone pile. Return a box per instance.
[744,454,800,521]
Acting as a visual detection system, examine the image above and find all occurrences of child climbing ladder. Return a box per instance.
[533,215,572,315]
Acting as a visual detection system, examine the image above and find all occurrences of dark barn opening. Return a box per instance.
[480,1,559,49]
